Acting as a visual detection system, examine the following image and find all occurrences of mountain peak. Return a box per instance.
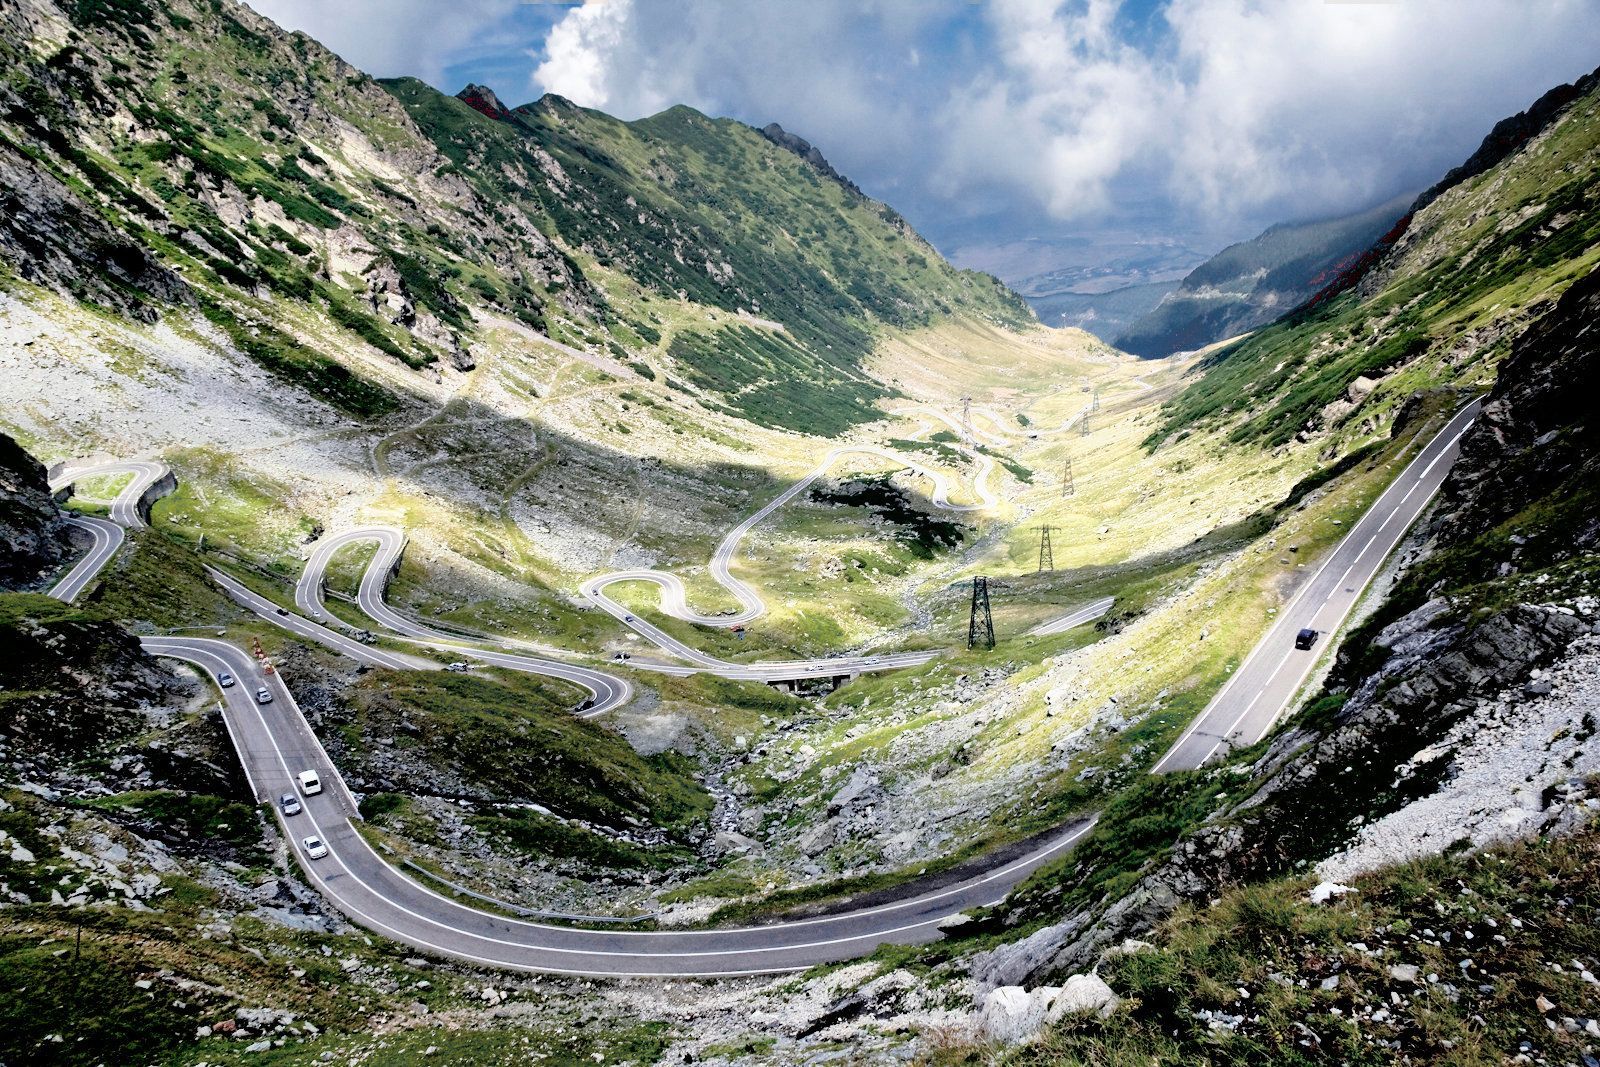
[759,122,862,197]
[457,83,510,121]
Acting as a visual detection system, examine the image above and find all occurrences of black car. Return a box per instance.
[1294,628,1319,651]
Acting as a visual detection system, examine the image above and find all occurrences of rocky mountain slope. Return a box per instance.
[959,227,1600,1064]
[2,1,1598,1063]
[0,0,1028,435]
[1114,192,1412,358]
[0,429,69,589]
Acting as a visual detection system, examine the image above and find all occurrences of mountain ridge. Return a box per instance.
[1114,191,1413,357]
[0,0,1031,436]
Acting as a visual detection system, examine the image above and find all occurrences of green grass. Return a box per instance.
[657,869,761,904]
[196,297,399,420]
[988,816,1600,1067]
[1149,79,1600,451]
[668,324,892,436]
[1001,770,1229,922]
[76,528,243,630]
[0,590,82,628]
[468,809,687,870]
[339,670,713,834]
[80,790,267,861]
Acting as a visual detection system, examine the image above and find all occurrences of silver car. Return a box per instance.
[302,835,329,860]
[255,687,273,704]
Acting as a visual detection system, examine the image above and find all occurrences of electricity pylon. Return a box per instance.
[1037,526,1055,574]
[967,576,995,650]
[1061,456,1075,497]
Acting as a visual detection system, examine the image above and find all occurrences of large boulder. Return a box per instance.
[1046,974,1121,1021]
[978,985,1049,1044]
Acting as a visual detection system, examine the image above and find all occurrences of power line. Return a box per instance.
[967,575,995,650]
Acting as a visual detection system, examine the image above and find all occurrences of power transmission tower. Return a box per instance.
[1079,410,1090,436]
[967,576,995,650]
[960,396,974,443]
[1091,387,1101,412]
[1061,456,1075,497]
[1036,526,1055,574]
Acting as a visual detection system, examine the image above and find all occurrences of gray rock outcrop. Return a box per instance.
[0,431,70,590]
[977,264,1600,989]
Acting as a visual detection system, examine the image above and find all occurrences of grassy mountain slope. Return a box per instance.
[1149,63,1600,451]
[925,68,1600,1063]
[1114,192,1412,358]
[955,259,1600,1067]
[0,0,1028,437]
[382,80,1030,433]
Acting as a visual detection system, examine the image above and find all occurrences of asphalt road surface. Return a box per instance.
[207,565,436,672]
[144,634,1096,977]
[50,458,170,527]
[54,391,1482,976]
[1028,596,1116,637]
[1152,400,1482,772]
[296,525,937,686]
[48,515,123,602]
[296,527,634,716]
[46,459,173,601]
[582,438,994,638]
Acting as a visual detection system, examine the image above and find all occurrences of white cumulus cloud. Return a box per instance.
[245,0,525,85]
[530,0,1600,241]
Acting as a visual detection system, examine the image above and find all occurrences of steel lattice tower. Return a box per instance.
[968,575,995,650]
[1061,456,1074,497]
[1037,526,1055,574]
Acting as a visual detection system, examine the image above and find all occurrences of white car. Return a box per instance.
[255,687,273,704]
[297,770,323,796]
[302,835,329,860]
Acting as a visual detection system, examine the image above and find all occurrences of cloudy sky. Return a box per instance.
[247,0,1600,283]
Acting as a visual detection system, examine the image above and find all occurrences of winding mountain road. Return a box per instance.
[289,429,1001,688]
[144,636,1095,976]
[31,440,1106,974]
[296,525,935,687]
[580,440,995,642]
[1153,400,1481,772]
[1028,596,1116,637]
[43,397,1479,976]
[48,515,123,602]
[46,460,171,602]
[292,527,633,715]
